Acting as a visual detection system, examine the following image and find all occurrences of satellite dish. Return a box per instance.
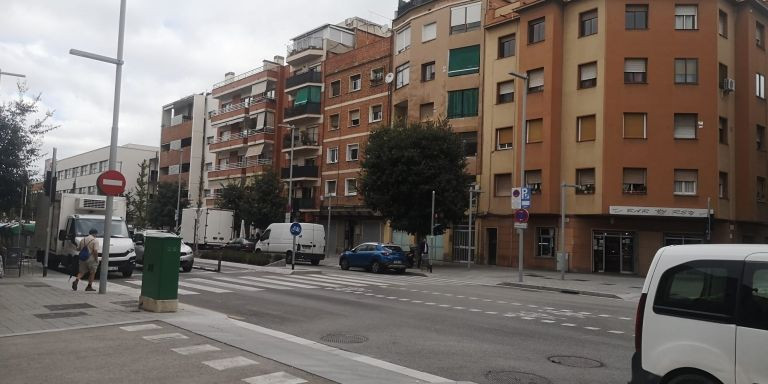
[384,72,395,84]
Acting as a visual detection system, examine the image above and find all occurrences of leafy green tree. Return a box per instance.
[148,182,189,230]
[241,169,285,230]
[215,179,245,230]
[0,85,56,218]
[360,119,471,238]
[125,160,150,228]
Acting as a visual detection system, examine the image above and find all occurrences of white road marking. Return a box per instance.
[178,281,232,293]
[326,274,402,285]
[561,323,577,327]
[125,280,199,295]
[496,301,507,304]
[374,295,385,298]
[412,300,423,303]
[585,327,601,331]
[452,307,465,310]
[242,371,308,384]
[439,304,451,307]
[510,303,522,306]
[483,299,492,302]
[469,309,482,312]
[608,330,625,334]
[239,277,319,289]
[456,295,465,298]
[485,312,498,314]
[202,356,258,370]
[504,314,517,317]
[143,333,189,342]
[619,317,632,320]
[171,344,221,355]
[527,305,539,308]
[266,275,343,287]
[579,312,592,315]
[598,314,612,318]
[120,324,161,332]
[425,302,436,305]
[386,296,397,299]
[521,317,534,320]
[215,276,294,290]
[541,320,555,323]
[188,278,263,291]
[288,275,369,287]
[399,298,410,301]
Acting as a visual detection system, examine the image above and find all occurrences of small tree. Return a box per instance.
[360,119,471,238]
[241,169,285,230]
[215,179,245,230]
[125,160,150,229]
[148,182,189,230]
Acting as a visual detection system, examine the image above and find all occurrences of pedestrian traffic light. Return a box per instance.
[432,223,445,236]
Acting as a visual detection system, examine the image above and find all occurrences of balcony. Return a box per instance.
[281,165,319,180]
[208,159,273,180]
[287,37,324,66]
[244,158,274,176]
[281,132,320,156]
[212,66,279,97]
[210,127,276,152]
[210,94,276,126]
[286,71,323,90]
[290,197,317,210]
[284,102,322,122]
[396,0,435,18]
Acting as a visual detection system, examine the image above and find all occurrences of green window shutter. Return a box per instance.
[294,87,309,105]
[448,45,480,77]
[447,90,464,118]
[464,88,478,116]
[308,86,322,103]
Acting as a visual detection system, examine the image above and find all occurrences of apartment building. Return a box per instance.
[477,0,768,275]
[207,60,287,207]
[321,29,392,254]
[159,94,212,207]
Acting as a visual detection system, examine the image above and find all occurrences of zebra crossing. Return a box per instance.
[113,272,477,296]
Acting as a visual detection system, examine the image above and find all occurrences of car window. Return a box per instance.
[261,229,270,241]
[384,245,403,252]
[739,263,768,331]
[653,260,741,322]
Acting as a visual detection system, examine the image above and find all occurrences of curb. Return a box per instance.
[497,281,623,299]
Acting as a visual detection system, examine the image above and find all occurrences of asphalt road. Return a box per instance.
[99,265,637,384]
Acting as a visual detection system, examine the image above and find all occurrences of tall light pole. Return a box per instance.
[279,124,296,223]
[560,183,582,280]
[70,0,127,294]
[509,71,528,283]
[172,142,183,231]
[0,69,26,87]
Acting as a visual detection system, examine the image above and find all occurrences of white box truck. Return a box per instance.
[34,193,137,277]
[254,222,326,265]
[180,208,234,248]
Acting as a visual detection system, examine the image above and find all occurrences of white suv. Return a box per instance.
[631,244,768,384]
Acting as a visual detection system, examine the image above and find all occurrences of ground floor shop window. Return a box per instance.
[664,233,703,246]
[593,231,635,273]
[536,227,555,257]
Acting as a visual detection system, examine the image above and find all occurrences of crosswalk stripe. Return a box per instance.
[202,356,258,370]
[178,281,232,293]
[186,278,263,291]
[284,274,370,287]
[265,275,343,287]
[243,371,308,384]
[238,276,320,289]
[171,344,221,355]
[214,276,294,290]
[324,274,402,285]
[125,280,199,295]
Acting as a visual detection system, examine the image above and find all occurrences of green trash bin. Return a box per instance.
[139,234,181,312]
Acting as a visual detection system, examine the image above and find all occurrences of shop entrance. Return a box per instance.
[593,231,635,273]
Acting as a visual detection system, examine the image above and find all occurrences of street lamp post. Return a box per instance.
[70,0,127,294]
[560,183,582,280]
[174,145,183,231]
[279,124,296,223]
[0,69,26,87]
[509,71,528,283]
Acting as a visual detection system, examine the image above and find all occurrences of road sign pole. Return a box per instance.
[291,235,296,270]
[43,148,57,277]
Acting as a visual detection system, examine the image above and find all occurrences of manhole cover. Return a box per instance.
[44,303,95,311]
[548,355,603,368]
[34,311,89,319]
[320,333,368,344]
[485,370,551,384]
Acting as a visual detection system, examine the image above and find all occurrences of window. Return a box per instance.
[758,177,766,202]
[458,131,478,157]
[347,143,359,161]
[350,74,361,91]
[420,103,434,121]
[525,170,542,194]
[674,113,697,139]
[450,2,481,34]
[371,67,384,83]
[576,168,596,194]
[421,61,436,82]
[370,105,383,122]
[719,63,728,90]
[325,180,337,197]
[625,58,647,84]
[526,119,543,143]
[329,114,340,130]
[674,169,698,195]
[349,110,360,127]
[578,62,597,89]
[80,165,88,175]
[494,174,512,197]
[577,115,596,142]
[205,162,213,172]
[625,5,648,30]
[757,73,765,99]
[345,178,358,196]
[448,45,480,76]
[579,9,598,37]
[675,5,698,30]
[89,163,98,174]
[719,117,728,144]
[395,63,410,89]
[447,88,479,119]
[396,26,411,53]
[422,22,436,42]
[497,81,514,103]
[739,263,768,331]
[719,10,728,37]
[528,18,545,44]
[327,147,339,164]
[330,80,341,97]
[758,125,765,150]
[758,22,765,48]
[498,34,516,58]
[73,167,80,177]
[88,186,96,195]
[675,58,698,84]
[536,227,555,257]
[623,168,647,194]
[528,68,544,93]
[99,161,107,172]
[654,260,741,321]
[496,127,514,150]
[623,113,647,139]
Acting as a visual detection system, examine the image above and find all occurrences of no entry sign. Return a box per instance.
[97,170,126,196]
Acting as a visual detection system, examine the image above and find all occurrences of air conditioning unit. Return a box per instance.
[723,78,735,92]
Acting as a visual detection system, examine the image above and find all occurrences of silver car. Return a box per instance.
[133,230,195,272]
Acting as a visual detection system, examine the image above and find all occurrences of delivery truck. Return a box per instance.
[180,208,234,248]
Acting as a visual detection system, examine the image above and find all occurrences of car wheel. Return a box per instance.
[121,269,134,278]
[340,258,350,270]
[666,373,718,384]
[310,259,320,266]
[371,261,382,274]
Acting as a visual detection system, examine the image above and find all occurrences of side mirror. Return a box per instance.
[58,230,67,241]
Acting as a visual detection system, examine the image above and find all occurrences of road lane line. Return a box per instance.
[585,327,601,331]
[142,333,188,342]
[286,275,370,287]
[608,330,625,334]
[242,371,307,384]
[178,281,232,293]
[561,323,577,327]
[120,324,161,332]
[325,274,402,285]
[188,278,264,291]
[202,356,258,370]
[239,276,321,289]
[125,280,199,295]
[171,344,221,355]
[266,275,343,287]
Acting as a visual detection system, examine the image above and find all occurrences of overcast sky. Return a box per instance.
[0,0,395,177]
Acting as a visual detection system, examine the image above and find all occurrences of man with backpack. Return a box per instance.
[72,228,99,291]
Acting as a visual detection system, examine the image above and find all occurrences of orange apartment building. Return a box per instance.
[478,0,768,275]
[321,30,392,254]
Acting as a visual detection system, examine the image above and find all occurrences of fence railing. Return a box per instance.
[288,37,324,56]
[211,158,273,172]
[209,93,276,118]
[212,126,276,145]
[212,65,265,89]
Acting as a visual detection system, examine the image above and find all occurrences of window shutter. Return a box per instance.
[255,112,266,128]
[624,169,645,184]
[674,114,697,139]
[526,171,542,184]
[624,59,646,73]
[447,90,463,118]
[396,26,411,52]
[676,5,697,16]
[422,23,436,42]
[252,81,268,96]
[580,63,597,80]
[451,6,466,27]
[294,87,309,105]
[448,45,481,76]
[465,88,479,116]
[499,81,515,95]
[527,119,543,142]
[578,169,596,185]
[497,127,514,144]
[466,2,481,24]
[623,113,646,138]
[578,115,596,141]
[350,110,360,120]
[528,69,544,88]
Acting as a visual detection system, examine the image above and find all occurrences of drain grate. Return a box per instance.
[34,311,89,319]
[44,303,95,311]
[485,370,552,384]
[548,355,603,368]
[320,333,368,344]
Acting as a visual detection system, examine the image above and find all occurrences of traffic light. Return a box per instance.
[432,223,445,236]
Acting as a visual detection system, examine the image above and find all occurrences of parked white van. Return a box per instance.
[254,223,325,265]
[631,244,768,384]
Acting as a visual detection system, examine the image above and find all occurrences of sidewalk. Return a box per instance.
[0,264,472,384]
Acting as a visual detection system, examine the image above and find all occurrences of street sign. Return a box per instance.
[514,222,528,229]
[521,187,531,209]
[511,188,522,209]
[514,208,529,223]
[96,170,126,196]
[289,222,302,236]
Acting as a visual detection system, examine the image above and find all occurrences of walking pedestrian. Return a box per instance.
[72,228,99,292]
[418,238,429,271]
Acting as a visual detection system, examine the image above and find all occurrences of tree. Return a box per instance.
[0,85,56,218]
[148,182,189,230]
[215,179,245,230]
[241,169,285,230]
[125,160,150,228]
[360,119,471,238]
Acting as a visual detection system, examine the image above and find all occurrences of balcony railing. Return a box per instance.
[212,65,265,89]
[288,37,324,57]
[397,0,435,18]
[284,102,321,119]
[212,158,273,172]
[281,165,319,179]
[212,127,276,144]
[209,93,276,118]
[291,197,317,210]
[283,132,319,147]
[286,71,323,89]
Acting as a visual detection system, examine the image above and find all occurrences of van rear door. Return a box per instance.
[735,253,768,384]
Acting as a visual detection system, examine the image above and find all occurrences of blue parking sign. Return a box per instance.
[521,187,531,208]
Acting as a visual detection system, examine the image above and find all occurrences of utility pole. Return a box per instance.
[43,148,57,277]
[509,71,528,283]
[560,183,582,280]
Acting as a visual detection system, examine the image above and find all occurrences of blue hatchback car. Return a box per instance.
[339,243,407,274]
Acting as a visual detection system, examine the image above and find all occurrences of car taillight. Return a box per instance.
[634,293,647,352]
